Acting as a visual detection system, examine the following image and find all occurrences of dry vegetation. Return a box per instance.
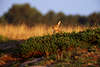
[0,24,100,67]
[0,24,90,40]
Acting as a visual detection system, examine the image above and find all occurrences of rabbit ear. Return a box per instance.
[58,21,61,25]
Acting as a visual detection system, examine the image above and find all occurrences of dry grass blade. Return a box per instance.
[0,24,95,40]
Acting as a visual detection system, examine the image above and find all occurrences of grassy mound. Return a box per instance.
[19,28,100,58]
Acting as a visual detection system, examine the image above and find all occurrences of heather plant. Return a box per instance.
[19,28,100,59]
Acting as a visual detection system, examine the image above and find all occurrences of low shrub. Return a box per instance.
[19,28,100,58]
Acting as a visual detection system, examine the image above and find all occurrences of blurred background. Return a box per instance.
[0,0,100,39]
[0,0,100,26]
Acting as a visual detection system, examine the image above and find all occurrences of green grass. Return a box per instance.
[0,35,9,42]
